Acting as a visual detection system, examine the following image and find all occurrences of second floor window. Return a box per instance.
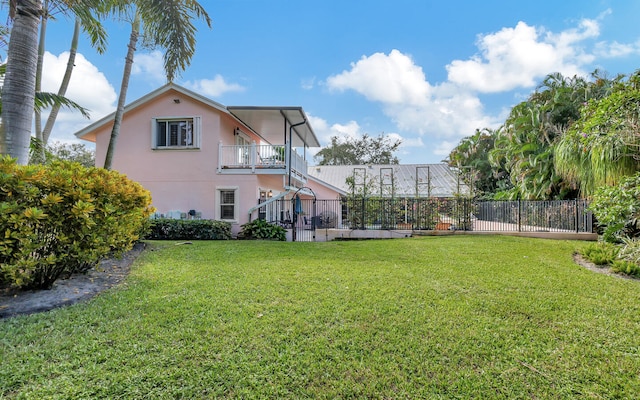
[152,117,201,149]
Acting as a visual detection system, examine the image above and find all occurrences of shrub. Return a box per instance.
[589,173,640,242]
[581,242,619,265]
[0,157,154,290]
[611,259,640,277]
[238,219,286,241]
[145,218,231,240]
[618,238,640,265]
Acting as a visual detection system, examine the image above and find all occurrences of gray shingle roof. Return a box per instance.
[307,164,470,198]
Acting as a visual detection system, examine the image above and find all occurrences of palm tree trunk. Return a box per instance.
[103,12,139,170]
[0,0,42,165]
[32,0,49,164]
[42,18,81,146]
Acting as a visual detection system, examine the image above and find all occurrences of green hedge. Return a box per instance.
[0,157,154,290]
[238,219,286,241]
[144,218,232,240]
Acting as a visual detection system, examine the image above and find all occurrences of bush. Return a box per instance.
[581,239,640,278]
[611,259,640,277]
[145,218,231,240]
[589,173,640,242]
[0,157,154,290]
[618,238,640,265]
[238,219,286,241]
[582,242,619,265]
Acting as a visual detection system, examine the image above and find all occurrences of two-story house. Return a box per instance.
[75,83,343,236]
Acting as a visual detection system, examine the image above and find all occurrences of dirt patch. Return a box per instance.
[0,242,146,319]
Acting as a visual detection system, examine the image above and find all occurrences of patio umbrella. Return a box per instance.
[295,195,303,214]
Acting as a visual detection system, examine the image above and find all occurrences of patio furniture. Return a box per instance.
[303,216,314,230]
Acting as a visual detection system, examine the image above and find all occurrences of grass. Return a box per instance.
[1,236,640,398]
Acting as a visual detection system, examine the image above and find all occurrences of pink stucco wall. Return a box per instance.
[90,89,268,231]
[83,86,342,235]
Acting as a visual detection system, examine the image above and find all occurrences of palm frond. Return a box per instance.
[33,92,91,119]
[138,0,211,82]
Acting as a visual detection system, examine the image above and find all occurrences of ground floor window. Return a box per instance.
[217,187,238,222]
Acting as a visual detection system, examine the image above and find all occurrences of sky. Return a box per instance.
[4,0,640,164]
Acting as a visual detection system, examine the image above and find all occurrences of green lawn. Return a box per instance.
[1,236,639,398]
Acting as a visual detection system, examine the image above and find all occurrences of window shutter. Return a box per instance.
[194,116,202,148]
[151,118,157,149]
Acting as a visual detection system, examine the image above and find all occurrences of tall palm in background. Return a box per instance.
[488,72,617,199]
[447,128,504,198]
[102,0,211,170]
[33,0,107,163]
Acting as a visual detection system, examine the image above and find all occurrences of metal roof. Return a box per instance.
[307,164,470,197]
[227,106,320,148]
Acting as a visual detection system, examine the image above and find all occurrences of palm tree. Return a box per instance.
[447,128,504,197]
[102,0,211,170]
[32,0,107,163]
[0,0,103,164]
[0,0,43,165]
[488,72,622,200]
[555,71,640,196]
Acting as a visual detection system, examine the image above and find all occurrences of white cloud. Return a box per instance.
[308,114,363,145]
[446,21,596,92]
[132,50,166,83]
[395,134,423,149]
[322,13,640,163]
[433,140,459,158]
[328,121,362,140]
[327,49,431,105]
[326,50,500,144]
[40,51,117,142]
[183,75,245,97]
[594,40,638,58]
[307,114,428,162]
[395,135,424,160]
[301,76,316,90]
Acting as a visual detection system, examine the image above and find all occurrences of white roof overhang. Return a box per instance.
[227,106,320,148]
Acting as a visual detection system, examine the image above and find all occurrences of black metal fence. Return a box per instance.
[254,197,593,235]
[474,199,592,233]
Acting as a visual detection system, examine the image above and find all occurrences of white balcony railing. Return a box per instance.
[218,142,308,183]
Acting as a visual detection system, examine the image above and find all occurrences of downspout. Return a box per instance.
[288,120,306,187]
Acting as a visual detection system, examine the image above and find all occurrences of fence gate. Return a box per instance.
[292,197,317,242]
[291,187,318,242]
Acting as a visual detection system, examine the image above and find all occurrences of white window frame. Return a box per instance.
[216,186,239,222]
[151,116,201,149]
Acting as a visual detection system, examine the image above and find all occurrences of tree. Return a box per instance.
[0,0,42,165]
[45,141,95,167]
[33,0,107,163]
[488,72,618,200]
[0,62,91,160]
[102,0,212,170]
[314,133,402,166]
[447,128,507,198]
[555,71,640,196]
[0,0,102,165]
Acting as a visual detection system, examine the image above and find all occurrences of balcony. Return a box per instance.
[217,142,308,184]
